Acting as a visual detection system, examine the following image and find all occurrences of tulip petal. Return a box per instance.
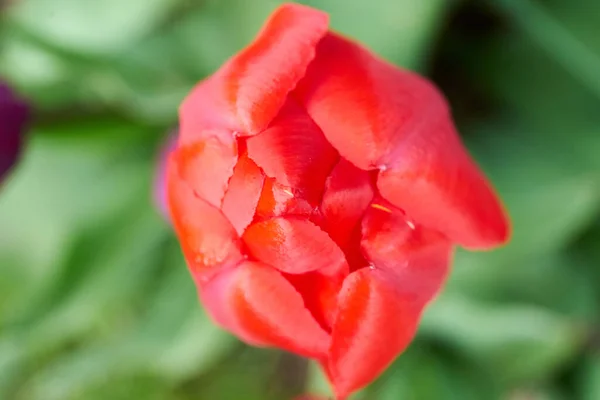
[222,4,329,134]
[179,3,329,140]
[173,131,238,208]
[295,33,438,170]
[327,268,422,399]
[199,261,330,359]
[254,178,315,220]
[361,201,453,304]
[295,33,509,249]
[377,120,509,249]
[285,268,345,332]
[167,158,243,283]
[178,78,238,144]
[247,99,338,204]
[243,217,349,276]
[320,158,374,269]
[222,152,265,235]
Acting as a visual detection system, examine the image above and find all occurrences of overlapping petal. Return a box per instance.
[377,119,509,249]
[199,261,331,359]
[361,200,453,303]
[295,33,439,170]
[254,178,315,219]
[285,267,345,331]
[172,131,237,208]
[243,217,349,276]
[295,32,509,249]
[221,152,265,235]
[166,157,243,282]
[327,268,422,399]
[246,99,338,204]
[320,158,374,268]
[179,3,329,141]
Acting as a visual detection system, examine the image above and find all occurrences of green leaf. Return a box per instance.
[163,0,280,78]
[504,387,569,400]
[191,347,282,400]
[420,293,584,383]
[450,250,598,321]
[0,337,26,398]
[305,361,334,398]
[579,354,600,400]
[300,0,453,68]
[491,0,600,101]
[9,239,235,400]
[366,344,501,400]
[447,122,600,310]
[7,0,182,56]
[0,34,82,106]
[151,308,237,383]
[133,241,238,382]
[0,120,155,324]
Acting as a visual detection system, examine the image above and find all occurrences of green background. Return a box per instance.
[1,0,599,399]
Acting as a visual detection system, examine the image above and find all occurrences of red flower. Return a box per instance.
[167,3,509,399]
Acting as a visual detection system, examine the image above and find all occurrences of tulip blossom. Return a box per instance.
[0,82,29,187]
[166,3,509,398]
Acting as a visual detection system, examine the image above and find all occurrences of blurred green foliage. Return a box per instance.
[1,0,599,399]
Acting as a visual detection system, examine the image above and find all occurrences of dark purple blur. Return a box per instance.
[0,82,29,185]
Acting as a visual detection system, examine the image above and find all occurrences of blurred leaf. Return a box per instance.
[476,32,600,168]
[469,125,600,257]
[301,0,452,68]
[0,337,26,398]
[0,117,169,398]
[135,241,238,382]
[447,122,600,311]
[450,250,598,321]
[22,344,155,400]
[304,362,333,398]
[492,0,600,101]
[191,347,282,400]
[7,0,181,56]
[0,34,83,106]
[365,344,501,400]
[471,5,600,176]
[20,208,166,345]
[0,119,157,324]
[505,387,569,400]
[66,374,177,400]
[152,308,237,383]
[166,0,277,78]
[421,293,584,383]
[579,354,600,400]
[0,210,168,397]
[7,238,236,399]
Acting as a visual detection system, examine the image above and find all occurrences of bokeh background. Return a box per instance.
[1,0,599,399]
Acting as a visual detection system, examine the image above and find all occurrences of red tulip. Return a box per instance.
[167,3,509,399]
